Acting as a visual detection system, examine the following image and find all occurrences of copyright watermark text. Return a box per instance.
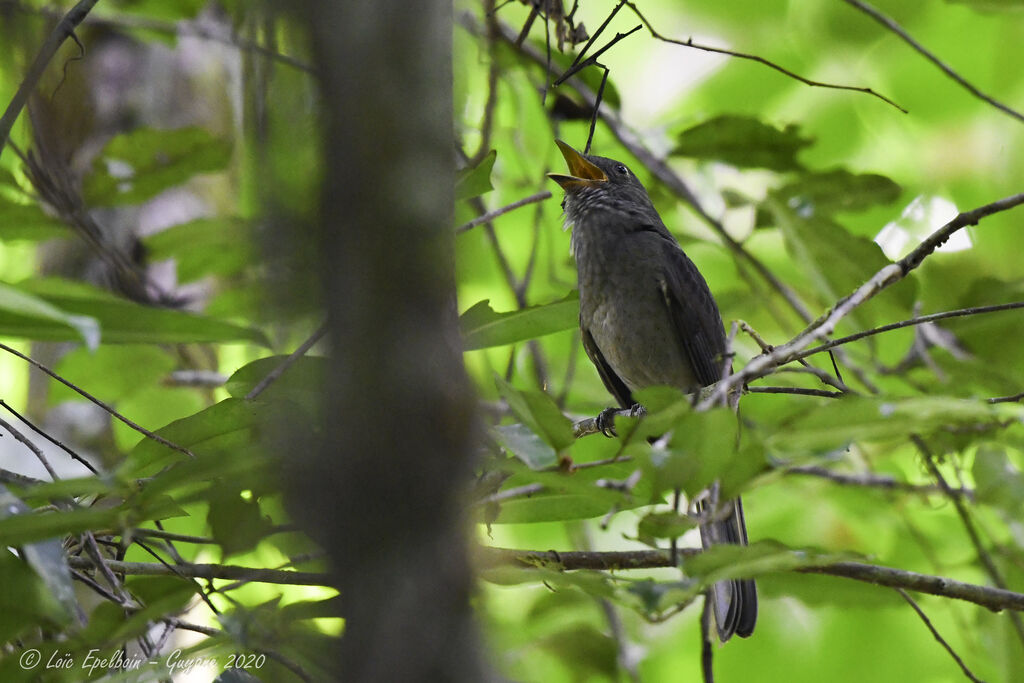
[18,648,266,676]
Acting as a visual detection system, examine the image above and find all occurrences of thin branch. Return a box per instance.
[843,0,1024,124]
[701,192,1024,408]
[0,399,97,474]
[455,190,552,234]
[748,386,842,398]
[553,25,642,86]
[784,465,973,499]
[796,301,1024,362]
[0,341,196,459]
[700,595,714,683]
[989,392,1024,405]
[894,588,985,683]
[0,0,100,160]
[479,546,1024,612]
[0,414,58,480]
[245,322,328,400]
[623,1,905,113]
[66,556,331,586]
[913,435,1024,647]
[475,482,545,505]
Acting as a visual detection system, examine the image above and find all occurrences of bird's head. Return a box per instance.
[547,140,655,226]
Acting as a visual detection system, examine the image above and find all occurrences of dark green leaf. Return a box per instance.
[84,127,232,207]
[455,149,496,201]
[460,293,578,350]
[225,355,327,404]
[671,115,812,171]
[208,490,274,557]
[0,551,70,644]
[637,510,697,541]
[761,169,902,221]
[536,624,618,678]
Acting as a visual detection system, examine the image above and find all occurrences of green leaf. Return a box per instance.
[493,423,558,469]
[208,490,274,557]
[51,345,175,404]
[671,115,812,171]
[0,195,69,242]
[766,396,1024,458]
[0,506,118,547]
[460,293,578,350]
[125,398,267,477]
[143,217,255,282]
[18,278,269,346]
[0,281,99,347]
[0,550,71,644]
[494,376,574,451]
[759,169,902,222]
[536,624,618,679]
[84,127,232,207]
[637,510,697,542]
[225,355,328,405]
[681,541,859,594]
[455,149,496,201]
[973,446,1024,515]
[767,197,916,325]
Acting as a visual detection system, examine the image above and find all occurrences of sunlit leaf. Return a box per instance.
[456,149,496,201]
[460,293,578,350]
[671,115,812,171]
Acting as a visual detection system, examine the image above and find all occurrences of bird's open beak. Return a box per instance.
[548,139,607,190]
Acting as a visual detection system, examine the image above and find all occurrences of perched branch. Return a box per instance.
[479,546,1024,612]
[784,465,973,499]
[245,322,328,400]
[842,0,1024,124]
[624,1,905,113]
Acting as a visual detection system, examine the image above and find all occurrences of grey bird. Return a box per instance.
[549,139,757,641]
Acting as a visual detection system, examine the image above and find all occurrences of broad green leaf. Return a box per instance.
[144,217,255,282]
[460,293,578,350]
[973,446,1024,515]
[536,624,618,679]
[0,550,71,644]
[637,510,697,542]
[51,345,175,404]
[0,195,68,242]
[757,169,902,224]
[0,280,99,347]
[125,398,267,478]
[225,355,328,404]
[766,396,1024,457]
[0,506,118,547]
[18,278,268,346]
[768,197,916,325]
[671,115,812,171]
[494,376,574,451]
[455,149,496,201]
[493,423,558,469]
[208,489,274,557]
[84,127,232,207]
[0,486,77,625]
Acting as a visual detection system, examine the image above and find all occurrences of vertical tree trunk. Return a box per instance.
[292,3,487,680]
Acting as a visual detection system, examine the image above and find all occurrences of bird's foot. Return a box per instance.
[596,403,646,437]
[596,407,620,437]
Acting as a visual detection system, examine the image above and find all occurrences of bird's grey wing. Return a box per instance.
[581,326,634,409]
[658,241,729,388]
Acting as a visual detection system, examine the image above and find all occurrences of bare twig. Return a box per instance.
[0,415,58,480]
[748,386,842,398]
[624,1,905,113]
[553,25,642,86]
[455,191,553,234]
[989,392,1024,405]
[0,341,196,459]
[913,435,1024,647]
[842,0,1024,124]
[784,465,972,499]
[0,399,97,474]
[701,595,714,683]
[894,588,985,683]
[475,482,545,505]
[0,0,100,160]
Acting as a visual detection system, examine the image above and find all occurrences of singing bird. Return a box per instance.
[548,140,756,640]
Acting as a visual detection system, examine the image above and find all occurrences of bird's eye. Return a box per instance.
[615,164,629,176]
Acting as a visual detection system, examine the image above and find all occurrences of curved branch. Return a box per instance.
[67,556,330,586]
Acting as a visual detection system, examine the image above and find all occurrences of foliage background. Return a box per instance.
[0,0,1021,681]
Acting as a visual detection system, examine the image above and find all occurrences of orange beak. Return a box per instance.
[547,139,607,190]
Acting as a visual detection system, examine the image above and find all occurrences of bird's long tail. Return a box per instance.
[698,495,757,641]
